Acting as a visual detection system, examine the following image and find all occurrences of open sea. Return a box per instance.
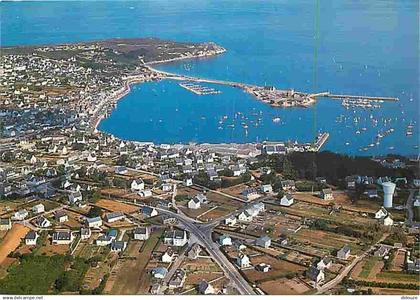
[2,0,419,156]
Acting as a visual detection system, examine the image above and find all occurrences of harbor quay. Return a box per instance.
[146,66,399,110]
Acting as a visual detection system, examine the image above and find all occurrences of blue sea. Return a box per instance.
[2,0,419,155]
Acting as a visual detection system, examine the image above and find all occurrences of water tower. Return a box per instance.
[382,182,396,208]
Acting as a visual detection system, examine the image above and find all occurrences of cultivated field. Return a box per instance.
[293,228,364,255]
[109,230,162,294]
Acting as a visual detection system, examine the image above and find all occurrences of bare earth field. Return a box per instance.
[0,224,30,264]
[243,254,305,283]
[390,250,405,272]
[259,277,312,295]
[95,199,138,213]
[37,242,70,256]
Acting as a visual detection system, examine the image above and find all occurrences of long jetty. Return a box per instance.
[146,65,399,104]
[326,94,399,102]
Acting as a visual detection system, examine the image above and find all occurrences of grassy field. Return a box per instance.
[376,271,420,283]
[0,255,67,294]
[359,257,380,279]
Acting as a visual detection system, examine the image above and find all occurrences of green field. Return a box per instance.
[359,257,380,279]
[0,255,66,294]
[0,254,90,295]
[376,271,420,283]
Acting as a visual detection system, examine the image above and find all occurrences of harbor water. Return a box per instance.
[2,0,418,155]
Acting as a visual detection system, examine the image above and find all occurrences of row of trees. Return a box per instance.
[256,151,416,187]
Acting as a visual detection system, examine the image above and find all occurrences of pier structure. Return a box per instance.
[144,65,399,109]
[326,94,399,102]
[179,82,221,95]
[312,132,330,152]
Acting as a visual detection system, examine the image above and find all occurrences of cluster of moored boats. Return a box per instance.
[179,82,221,95]
[341,98,382,109]
[335,111,417,152]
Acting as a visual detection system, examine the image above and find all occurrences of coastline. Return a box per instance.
[91,47,227,134]
[145,47,226,66]
[90,48,330,151]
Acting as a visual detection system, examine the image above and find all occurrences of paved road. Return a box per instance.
[115,197,255,295]
[159,209,256,295]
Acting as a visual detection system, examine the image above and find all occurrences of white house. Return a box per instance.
[242,188,260,201]
[162,183,172,192]
[375,207,388,219]
[188,197,201,209]
[337,245,351,260]
[32,204,45,214]
[25,231,39,246]
[110,241,127,252]
[237,253,251,268]
[87,152,97,162]
[162,249,175,263]
[195,193,207,204]
[279,194,294,206]
[164,230,188,247]
[131,179,145,191]
[133,227,149,240]
[80,227,91,240]
[184,178,193,187]
[256,263,271,272]
[138,189,153,198]
[35,216,51,228]
[219,235,232,246]
[307,266,324,284]
[115,166,128,175]
[320,188,334,200]
[52,231,73,245]
[142,206,158,218]
[68,191,83,204]
[198,280,215,295]
[224,216,237,226]
[54,210,68,223]
[86,216,103,228]
[238,211,253,223]
[104,211,125,223]
[13,209,28,221]
[0,218,12,231]
[96,235,113,246]
[382,215,394,226]
[255,236,271,248]
[261,184,273,194]
[317,257,333,270]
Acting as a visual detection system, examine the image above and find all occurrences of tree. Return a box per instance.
[113,177,127,189]
[282,157,297,180]
[87,207,102,218]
